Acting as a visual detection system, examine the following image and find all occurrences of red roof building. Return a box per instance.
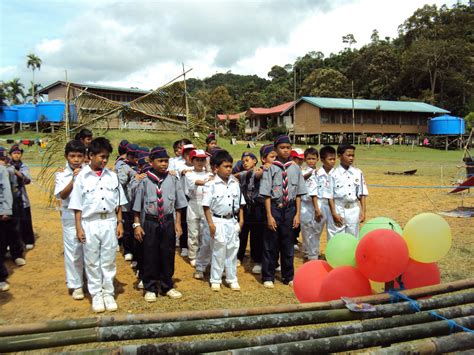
[246,101,294,136]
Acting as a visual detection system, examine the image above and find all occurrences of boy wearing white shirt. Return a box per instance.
[184,149,213,267]
[69,137,127,313]
[54,140,86,300]
[328,144,368,238]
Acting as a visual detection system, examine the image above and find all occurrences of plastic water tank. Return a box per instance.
[36,100,65,122]
[428,115,465,135]
[15,104,37,123]
[0,106,18,123]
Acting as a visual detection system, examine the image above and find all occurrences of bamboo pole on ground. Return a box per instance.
[76,304,474,355]
[220,316,474,354]
[1,279,472,338]
[1,293,473,353]
[371,332,474,354]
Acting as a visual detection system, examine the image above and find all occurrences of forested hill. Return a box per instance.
[186,3,473,118]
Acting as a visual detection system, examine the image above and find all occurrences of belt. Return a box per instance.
[212,213,236,220]
[83,212,116,221]
[272,201,295,209]
[145,214,174,223]
[336,200,358,209]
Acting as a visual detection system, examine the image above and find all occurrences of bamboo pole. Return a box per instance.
[75,304,474,355]
[1,293,473,352]
[222,316,474,354]
[371,332,474,354]
[1,279,472,338]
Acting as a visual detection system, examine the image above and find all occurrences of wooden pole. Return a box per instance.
[77,304,474,354]
[0,293,472,352]
[1,279,472,337]
[182,62,189,130]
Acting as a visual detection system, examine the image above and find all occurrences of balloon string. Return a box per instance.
[388,290,474,334]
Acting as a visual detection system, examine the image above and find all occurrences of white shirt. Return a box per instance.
[169,157,186,175]
[68,165,127,218]
[202,174,246,216]
[329,165,368,202]
[185,170,213,219]
[301,167,317,203]
[315,166,334,199]
[54,164,74,212]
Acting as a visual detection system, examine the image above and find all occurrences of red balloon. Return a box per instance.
[356,229,409,282]
[395,259,440,289]
[319,266,372,301]
[293,260,332,303]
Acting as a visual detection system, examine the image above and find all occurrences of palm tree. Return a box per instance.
[26,53,42,104]
[7,78,25,105]
[27,81,43,103]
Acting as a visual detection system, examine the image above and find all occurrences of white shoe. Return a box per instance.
[275,266,281,272]
[0,281,10,292]
[72,288,85,300]
[211,283,220,292]
[25,244,34,250]
[166,288,182,299]
[14,258,26,266]
[124,253,133,261]
[131,261,138,268]
[103,294,118,311]
[193,271,204,280]
[92,294,105,313]
[137,280,144,289]
[252,264,262,274]
[190,259,196,267]
[263,281,274,289]
[237,259,241,267]
[229,282,241,291]
[116,245,120,252]
[144,291,157,303]
[288,281,294,287]
[180,248,188,257]
[294,244,300,251]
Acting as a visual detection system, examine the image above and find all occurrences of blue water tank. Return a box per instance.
[428,115,465,135]
[0,106,18,123]
[15,104,37,123]
[36,100,65,122]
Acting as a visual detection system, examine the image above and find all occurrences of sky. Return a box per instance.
[0,0,464,91]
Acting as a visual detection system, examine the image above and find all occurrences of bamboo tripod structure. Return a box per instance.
[0,279,473,353]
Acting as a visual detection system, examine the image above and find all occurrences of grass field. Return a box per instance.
[0,130,472,351]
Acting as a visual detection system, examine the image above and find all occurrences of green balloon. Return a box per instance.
[359,217,403,239]
[326,233,358,268]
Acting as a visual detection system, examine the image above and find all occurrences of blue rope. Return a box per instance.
[388,290,474,333]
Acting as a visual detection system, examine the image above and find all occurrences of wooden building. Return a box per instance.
[281,97,450,144]
[245,101,294,137]
[216,112,246,135]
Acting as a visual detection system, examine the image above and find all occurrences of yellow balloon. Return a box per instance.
[370,280,385,294]
[402,213,452,263]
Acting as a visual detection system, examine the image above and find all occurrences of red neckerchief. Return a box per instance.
[272,160,293,170]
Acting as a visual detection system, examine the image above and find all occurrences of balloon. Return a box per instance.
[370,280,385,294]
[395,259,440,290]
[402,213,452,263]
[355,229,409,282]
[293,260,332,303]
[325,233,358,268]
[360,217,403,239]
[319,266,372,301]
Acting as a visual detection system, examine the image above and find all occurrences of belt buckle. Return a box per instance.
[100,213,108,220]
[277,203,283,209]
[344,202,352,209]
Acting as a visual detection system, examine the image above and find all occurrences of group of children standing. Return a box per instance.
[1,129,368,314]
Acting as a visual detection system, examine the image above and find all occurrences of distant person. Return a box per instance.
[0,150,14,292]
[205,133,217,154]
[74,128,93,147]
[328,144,368,238]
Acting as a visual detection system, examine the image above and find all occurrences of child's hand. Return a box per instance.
[314,209,323,223]
[267,215,277,231]
[359,211,365,223]
[73,168,82,176]
[134,226,145,242]
[332,213,344,227]
[175,224,183,238]
[209,223,216,238]
[77,228,86,243]
[169,170,177,176]
[0,215,10,221]
[117,222,124,239]
[292,213,300,229]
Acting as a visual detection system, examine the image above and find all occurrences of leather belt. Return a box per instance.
[212,213,235,219]
[145,214,174,222]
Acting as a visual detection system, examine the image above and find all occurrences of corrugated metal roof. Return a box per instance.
[281,97,449,115]
[38,81,151,95]
[247,101,294,116]
[216,112,246,121]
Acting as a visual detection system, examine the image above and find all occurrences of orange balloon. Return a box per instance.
[293,260,332,303]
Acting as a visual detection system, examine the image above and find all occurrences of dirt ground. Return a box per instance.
[0,163,473,351]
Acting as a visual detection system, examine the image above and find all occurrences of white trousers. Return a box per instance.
[301,199,317,259]
[195,221,211,272]
[62,213,84,289]
[327,200,360,238]
[82,217,118,297]
[210,217,240,284]
[187,205,205,261]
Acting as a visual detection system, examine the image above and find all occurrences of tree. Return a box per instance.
[342,33,357,49]
[465,112,474,132]
[267,65,288,81]
[262,83,293,107]
[208,85,235,114]
[26,53,42,104]
[300,68,350,98]
[370,29,380,43]
[6,78,25,105]
[27,82,43,103]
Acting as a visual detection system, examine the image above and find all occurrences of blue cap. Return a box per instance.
[241,151,257,161]
[127,143,139,155]
[0,147,6,157]
[119,140,129,149]
[9,144,23,154]
[274,135,291,147]
[149,146,169,160]
[260,144,274,158]
[232,160,244,174]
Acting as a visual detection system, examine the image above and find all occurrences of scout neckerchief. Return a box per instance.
[125,159,139,172]
[272,160,293,207]
[146,170,168,222]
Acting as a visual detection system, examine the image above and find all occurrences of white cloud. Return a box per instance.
[36,39,63,55]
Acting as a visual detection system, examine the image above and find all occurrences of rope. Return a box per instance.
[388,290,474,333]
